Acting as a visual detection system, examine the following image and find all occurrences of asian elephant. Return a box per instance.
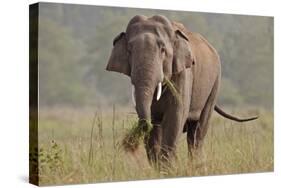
[106,15,258,167]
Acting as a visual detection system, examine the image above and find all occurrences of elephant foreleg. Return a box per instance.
[159,108,185,171]
[145,124,162,167]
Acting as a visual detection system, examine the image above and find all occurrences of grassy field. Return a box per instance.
[33,106,273,186]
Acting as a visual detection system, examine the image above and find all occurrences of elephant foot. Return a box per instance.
[188,147,208,175]
[157,145,178,174]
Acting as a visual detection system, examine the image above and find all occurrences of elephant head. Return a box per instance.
[106,15,194,122]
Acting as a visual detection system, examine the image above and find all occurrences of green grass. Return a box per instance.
[34,106,273,186]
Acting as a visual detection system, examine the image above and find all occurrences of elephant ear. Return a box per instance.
[172,30,194,74]
[106,32,130,76]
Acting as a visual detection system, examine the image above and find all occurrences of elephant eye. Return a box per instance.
[157,40,166,56]
[160,47,166,55]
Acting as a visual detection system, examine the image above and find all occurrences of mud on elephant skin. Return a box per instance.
[106,15,258,169]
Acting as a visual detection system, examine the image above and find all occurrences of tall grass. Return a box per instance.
[36,106,273,186]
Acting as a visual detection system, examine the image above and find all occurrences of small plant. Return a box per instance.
[39,140,63,174]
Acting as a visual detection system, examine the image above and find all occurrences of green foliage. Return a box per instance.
[39,140,63,174]
[38,17,91,106]
[37,3,273,109]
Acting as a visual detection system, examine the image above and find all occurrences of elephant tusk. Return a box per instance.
[156,82,162,101]
[131,85,136,106]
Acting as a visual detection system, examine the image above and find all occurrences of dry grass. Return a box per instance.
[34,106,273,186]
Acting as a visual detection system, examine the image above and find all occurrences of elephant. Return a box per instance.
[106,15,258,168]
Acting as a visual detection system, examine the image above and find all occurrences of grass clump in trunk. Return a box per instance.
[122,119,152,153]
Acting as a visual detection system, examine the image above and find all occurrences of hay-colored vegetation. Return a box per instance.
[121,119,152,153]
[34,107,273,186]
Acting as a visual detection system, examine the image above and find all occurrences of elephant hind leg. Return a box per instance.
[186,76,220,160]
[186,120,201,159]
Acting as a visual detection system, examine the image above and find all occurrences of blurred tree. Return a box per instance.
[38,17,91,106]
[37,3,273,109]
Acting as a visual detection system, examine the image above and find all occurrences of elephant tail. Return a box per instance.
[214,105,258,122]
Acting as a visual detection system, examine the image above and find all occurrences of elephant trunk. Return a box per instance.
[134,85,154,121]
[130,33,164,121]
[122,84,155,153]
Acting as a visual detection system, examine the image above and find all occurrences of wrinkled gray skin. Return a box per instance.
[106,15,236,167]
